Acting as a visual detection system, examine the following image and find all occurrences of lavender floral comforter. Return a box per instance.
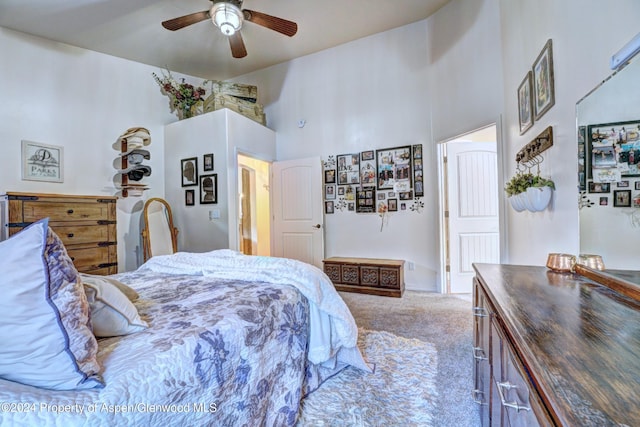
[0,266,351,426]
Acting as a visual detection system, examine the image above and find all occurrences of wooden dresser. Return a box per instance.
[472,263,640,426]
[323,257,404,297]
[4,192,118,275]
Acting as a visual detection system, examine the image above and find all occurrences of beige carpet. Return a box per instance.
[339,290,480,427]
[297,329,438,426]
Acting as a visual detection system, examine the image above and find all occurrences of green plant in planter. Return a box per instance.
[504,173,555,197]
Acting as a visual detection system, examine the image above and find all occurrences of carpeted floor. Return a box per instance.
[337,290,480,427]
[297,329,438,426]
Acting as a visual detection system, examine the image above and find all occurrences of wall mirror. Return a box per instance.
[577,49,640,275]
[142,198,178,261]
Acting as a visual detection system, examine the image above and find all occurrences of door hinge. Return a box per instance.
[444,210,449,218]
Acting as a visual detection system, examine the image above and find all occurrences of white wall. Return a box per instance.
[498,0,640,265]
[6,0,639,283]
[164,109,276,254]
[236,0,504,291]
[0,27,182,271]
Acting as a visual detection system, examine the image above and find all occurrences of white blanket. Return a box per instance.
[139,250,371,371]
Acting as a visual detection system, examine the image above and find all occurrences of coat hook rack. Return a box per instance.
[516,126,554,164]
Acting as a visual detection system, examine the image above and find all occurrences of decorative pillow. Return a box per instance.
[0,219,104,390]
[80,273,139,301]
[82,275,148,337]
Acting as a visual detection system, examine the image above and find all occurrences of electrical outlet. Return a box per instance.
[408,262,415,271]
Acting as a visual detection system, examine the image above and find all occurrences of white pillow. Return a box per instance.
[82,275,148,337]
[0,219,103,390]
[80,273,139,301]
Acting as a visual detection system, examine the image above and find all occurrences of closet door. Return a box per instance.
[272,157,324,268]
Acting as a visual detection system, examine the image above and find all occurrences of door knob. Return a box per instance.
[313,224,321,229]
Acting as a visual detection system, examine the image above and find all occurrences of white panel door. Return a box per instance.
[448,141,499,293]
[272,157,324,268]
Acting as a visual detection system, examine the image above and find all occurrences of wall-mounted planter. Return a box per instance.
[509,186,552,212]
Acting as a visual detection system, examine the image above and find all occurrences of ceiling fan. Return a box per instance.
[161,0,298,59]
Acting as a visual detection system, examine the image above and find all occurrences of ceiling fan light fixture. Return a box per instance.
[211,3,243,36]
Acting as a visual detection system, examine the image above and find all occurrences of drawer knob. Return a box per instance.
[67,209,74,214]
[67,233,74,238]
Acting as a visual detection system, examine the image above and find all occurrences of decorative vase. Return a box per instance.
[509,193,526,212]
[526,186,552,212]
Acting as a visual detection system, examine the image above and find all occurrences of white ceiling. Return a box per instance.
[0,0,451,80]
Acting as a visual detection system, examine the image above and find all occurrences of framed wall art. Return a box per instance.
[587,120,640,178]
[199,173,217,204]
[388,198,398,212]
[532,39,555,121]
[325,201,334,214]
[356,186,376,213]
[375,146,412,191]
[518,71,534,134]
[613,189,631,207]
[181,157,198,187]
[588,182,610,193]
[185,189,195,206]
[325,185,336,200]
[413,144,424,197]
[337,153,360,185]
[324,169,336,184]
[203,153,214,171]
[21,140,63,183]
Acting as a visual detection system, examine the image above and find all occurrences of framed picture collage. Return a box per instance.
[323,144,423,214]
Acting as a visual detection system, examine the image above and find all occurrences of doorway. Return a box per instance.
[237,153,271,256]
[438,125,501,293]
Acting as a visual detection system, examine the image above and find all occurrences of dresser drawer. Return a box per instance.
[52,224,116,246]
[66,244,117,274]
[21,201,112,222]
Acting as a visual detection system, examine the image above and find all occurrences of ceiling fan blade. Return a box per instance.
[229,32,247,58]
[243,10,298,37]
[162,11,210,31]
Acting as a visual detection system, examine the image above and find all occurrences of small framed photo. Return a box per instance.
[635,181,640,190]
[21,140,64,183]
[185,189,195,206]
[181,157,198,187]
[412,144,423,159]
[377,192,386,200]
[361,150,374,161]
[399,191,413,200]
[388,199,398,212]
[400,203,407,211]
[337,153,360,185]
[614,190,631,207]
[518,71,534,134]
[337,186,345,196]
[599,197,608,206]
[200,173,217,204]
[325,201,334,214]
[532,39,555,121]
[203,153,214,171]
[588,182,610,193]
[347,202,355,211]
[324,169,336,184]
[325,185,336,200]
[617,180,630,188]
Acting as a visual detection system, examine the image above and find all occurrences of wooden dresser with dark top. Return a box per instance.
[472,263,640,426]
[5,192,118,275]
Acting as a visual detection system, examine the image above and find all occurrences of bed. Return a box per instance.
[0,219,369,426]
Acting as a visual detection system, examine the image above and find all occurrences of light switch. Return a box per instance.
[209,209,220,220]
